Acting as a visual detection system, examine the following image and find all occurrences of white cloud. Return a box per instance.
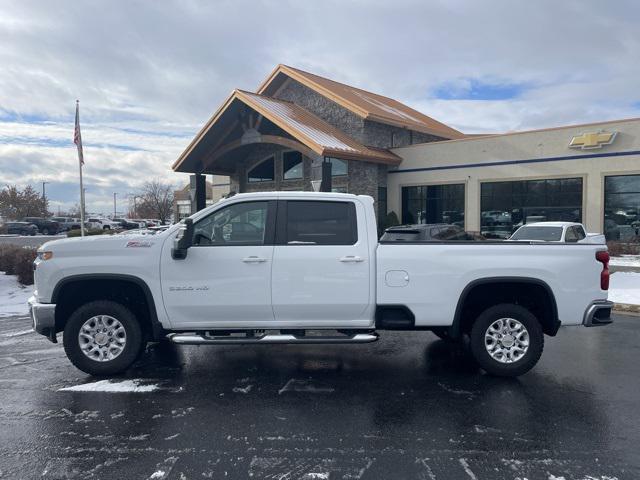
[1,0,639,213]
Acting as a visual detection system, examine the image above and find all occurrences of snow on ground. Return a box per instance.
[610,255,640,268]
[0,273,33,317]
[609,272,640,305]
[59,379,161,393]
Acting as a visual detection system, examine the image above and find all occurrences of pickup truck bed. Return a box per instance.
[29,192,612,378]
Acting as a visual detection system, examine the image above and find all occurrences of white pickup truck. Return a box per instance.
[29,192,613,377]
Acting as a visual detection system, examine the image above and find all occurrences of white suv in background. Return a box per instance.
[509,222,606,244]
[86,217,120,230]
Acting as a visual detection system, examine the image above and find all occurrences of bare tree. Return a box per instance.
[0,184,48,220]
[137,180,174,224]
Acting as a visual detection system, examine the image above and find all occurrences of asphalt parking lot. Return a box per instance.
[0,313,638,480]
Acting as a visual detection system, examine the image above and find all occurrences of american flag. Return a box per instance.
[74,100,84,165]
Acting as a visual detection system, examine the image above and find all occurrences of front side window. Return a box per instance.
[284,201,356,245]
[193,201,267,246]
[248,156,275,183]
[283,151,303,180]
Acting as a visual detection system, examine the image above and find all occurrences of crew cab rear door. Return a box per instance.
[271,199,371,326]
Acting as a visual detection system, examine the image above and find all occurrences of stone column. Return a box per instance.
[190,174,206,213]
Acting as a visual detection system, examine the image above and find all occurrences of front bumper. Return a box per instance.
[28,296,57,343]
[583,300,614,327]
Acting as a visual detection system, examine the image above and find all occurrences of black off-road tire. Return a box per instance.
[63,300,143,376]
[469,303,544,377]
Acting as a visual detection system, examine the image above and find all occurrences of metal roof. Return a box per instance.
[258,64,465,140]
[236,90,400,164]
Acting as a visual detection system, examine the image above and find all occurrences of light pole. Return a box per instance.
[42,181,49,214]
[113,192,117,218]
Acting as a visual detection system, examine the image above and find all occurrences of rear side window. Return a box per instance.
[284,201,357,245]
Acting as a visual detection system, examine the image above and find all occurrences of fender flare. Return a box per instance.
[450,276,560,339]
[51,273,164,341]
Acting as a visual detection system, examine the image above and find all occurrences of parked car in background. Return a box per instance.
[51,217,82,232]
[86,217,120,230]
[0,221,38,236]
[21,217,60,235]
[509,222,605,244]
[112,218,140,230]
[130,219,148,228]
[381,223,474,242]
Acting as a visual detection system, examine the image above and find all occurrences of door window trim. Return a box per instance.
[274,200,358,246]
[190,200,277,247]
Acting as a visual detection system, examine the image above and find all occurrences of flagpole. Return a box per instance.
[75,100,86,237]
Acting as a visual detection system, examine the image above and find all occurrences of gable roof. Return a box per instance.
[258,64,465,140]
[173,89,401,172]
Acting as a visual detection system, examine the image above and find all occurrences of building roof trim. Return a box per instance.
[392,116,640,151]
[257,64,465,140]
[173,89,401,171]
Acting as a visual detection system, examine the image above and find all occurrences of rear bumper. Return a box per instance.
[583,300,614,327]
[28,296,57,342]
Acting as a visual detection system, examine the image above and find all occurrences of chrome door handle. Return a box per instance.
[242,256,267,263]
[339,255,364,263]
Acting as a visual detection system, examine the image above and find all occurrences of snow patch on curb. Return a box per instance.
[0,273,33,317]
[609,272,640,306]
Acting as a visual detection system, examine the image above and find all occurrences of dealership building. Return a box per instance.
[174,64,640,240]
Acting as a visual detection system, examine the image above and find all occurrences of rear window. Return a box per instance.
[285,201,357,245]
[510,226,563,241]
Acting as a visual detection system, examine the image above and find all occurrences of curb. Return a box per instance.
[613,303,640,315]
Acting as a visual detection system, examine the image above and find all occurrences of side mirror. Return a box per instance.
[172,218,194,260]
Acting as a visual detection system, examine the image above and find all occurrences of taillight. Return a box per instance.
[596,250,610,290]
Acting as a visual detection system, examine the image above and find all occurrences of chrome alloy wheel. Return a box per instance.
[484,317,529,364]
[78,315,127,362]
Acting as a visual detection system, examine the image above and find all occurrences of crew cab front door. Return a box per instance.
[160,200,276,328]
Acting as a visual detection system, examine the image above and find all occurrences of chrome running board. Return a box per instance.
[167,332,379,345]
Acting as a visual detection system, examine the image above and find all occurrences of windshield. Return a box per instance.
[510,226,563,241]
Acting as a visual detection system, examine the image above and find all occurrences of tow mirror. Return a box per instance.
[172,218,194,260]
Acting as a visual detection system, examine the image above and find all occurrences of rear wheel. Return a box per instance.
[63,300,143,376]
[469,303,543,377]
[42,228,49,235]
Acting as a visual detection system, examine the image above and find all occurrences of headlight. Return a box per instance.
[36,251,53,261]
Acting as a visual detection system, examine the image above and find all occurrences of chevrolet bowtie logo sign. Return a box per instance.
[569,131,617,150]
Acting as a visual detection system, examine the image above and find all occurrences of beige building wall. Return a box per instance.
[389,118,640,233]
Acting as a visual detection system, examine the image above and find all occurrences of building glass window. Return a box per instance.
[604,174,640,241]
[283,151,303,180]
[326,158,348,176]
[480,177,583,239]
[401,184,465,226]
[248,156,275,183]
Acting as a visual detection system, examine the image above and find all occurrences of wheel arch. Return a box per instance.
[451,277,560,339]
[52,274,164,341]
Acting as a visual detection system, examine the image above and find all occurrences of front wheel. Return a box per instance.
[63,300,143,376]
[469,303,543,377]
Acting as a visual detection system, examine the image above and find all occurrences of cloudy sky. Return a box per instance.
[1,0,639,214]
